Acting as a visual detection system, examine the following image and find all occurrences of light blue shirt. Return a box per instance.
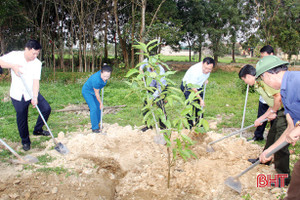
[140,59,167,99]
[281,71,300,126]
[182,62,210,89]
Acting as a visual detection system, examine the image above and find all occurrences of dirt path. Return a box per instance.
[0,120,287,200]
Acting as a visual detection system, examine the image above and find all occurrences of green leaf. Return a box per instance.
[180,107,190,116]
[125,68,139,78]
[202,119,210,131]
[164,134,171,147]
[181,134,194,145]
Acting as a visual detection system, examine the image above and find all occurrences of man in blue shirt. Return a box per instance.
[82,65,112,133]
[180,57,215,129]
[256,55,300,199]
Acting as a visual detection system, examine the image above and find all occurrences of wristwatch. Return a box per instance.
[295,121,300,127]
[270,109,277,113]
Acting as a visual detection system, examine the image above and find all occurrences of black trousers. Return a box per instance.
[263,109,290,183]
[11,93,51,145]
[180,82,204,129]
[142,87,168,129]
[254,101,271,138]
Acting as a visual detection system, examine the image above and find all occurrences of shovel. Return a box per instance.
[225,140,289,193]
[142,76,166,145]
[206,119,268,152]
[99,88,107,135]
[197,83,207,127]
[19,73,69,155]
[0,138,38,164]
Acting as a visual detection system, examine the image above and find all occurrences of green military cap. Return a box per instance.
[255,55,289,78]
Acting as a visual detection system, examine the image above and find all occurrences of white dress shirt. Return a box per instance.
[0,51,42,101]
[182,62,210,89]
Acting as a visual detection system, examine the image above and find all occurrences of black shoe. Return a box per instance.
[23,143,31,151]
[92,129,100,133]
[33,130,50,136]
[248,158,259,164]
[141,127,150,132]
[248,158,271,165]
[248,136,264,141]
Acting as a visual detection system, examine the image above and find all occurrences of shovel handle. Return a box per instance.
[100,88,104,130]
[236,141,289,178]
[18,73,57,144]
[0,138,25,161]
[208,118,268,145]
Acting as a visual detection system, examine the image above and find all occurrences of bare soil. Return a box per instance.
[0,111,288,200]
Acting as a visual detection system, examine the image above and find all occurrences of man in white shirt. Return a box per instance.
[0,40,51,151]
[180,57,215,129]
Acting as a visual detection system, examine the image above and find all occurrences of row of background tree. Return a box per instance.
[0,0,299,73]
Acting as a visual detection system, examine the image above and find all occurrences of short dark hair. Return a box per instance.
[25,40,42,50]
[265,64,288,75]
[239,64,256,79]
[101,65,112,73]
[260,45,274,55]
[203,57,215,67]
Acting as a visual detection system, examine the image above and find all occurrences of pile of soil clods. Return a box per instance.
[0,123,286,200]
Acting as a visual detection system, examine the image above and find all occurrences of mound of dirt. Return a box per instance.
[0,123,287,200]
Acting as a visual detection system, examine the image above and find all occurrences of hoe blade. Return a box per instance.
[225,176,242,194]
[11,155,38,164]
[206,144,215,153]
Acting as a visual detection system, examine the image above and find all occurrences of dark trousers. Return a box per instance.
[180,82,204,129]
[254,101,270,138]
[142,87,168,129]
[263,109,290,183]
[11,93,51,145]
[285,159,300,200]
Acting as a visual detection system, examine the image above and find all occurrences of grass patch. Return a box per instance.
[37,153,56,165]
[36,166,68,175]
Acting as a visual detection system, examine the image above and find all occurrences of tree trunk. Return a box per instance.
[60,39,65,71]
[139,0,146,63]
[113,0,129,68]
[52,42,56,80]
[39,0,47,61]
[104,11,109,63]
[78,36,83,72]
[198,45,202,62]
[130,0,136,68]
[214,55,218,67]
[189,46,192,62]
[231,42,236,63]
[0,29,5,54]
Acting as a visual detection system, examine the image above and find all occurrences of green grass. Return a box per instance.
[37,153,56,165]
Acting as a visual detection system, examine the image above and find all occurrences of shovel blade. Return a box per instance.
[11,155,38,164]
[100,130,107,135]
[55,142,69,155]
[206,145,215,153]
[154,134,166,145]
[225,177,242,194]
